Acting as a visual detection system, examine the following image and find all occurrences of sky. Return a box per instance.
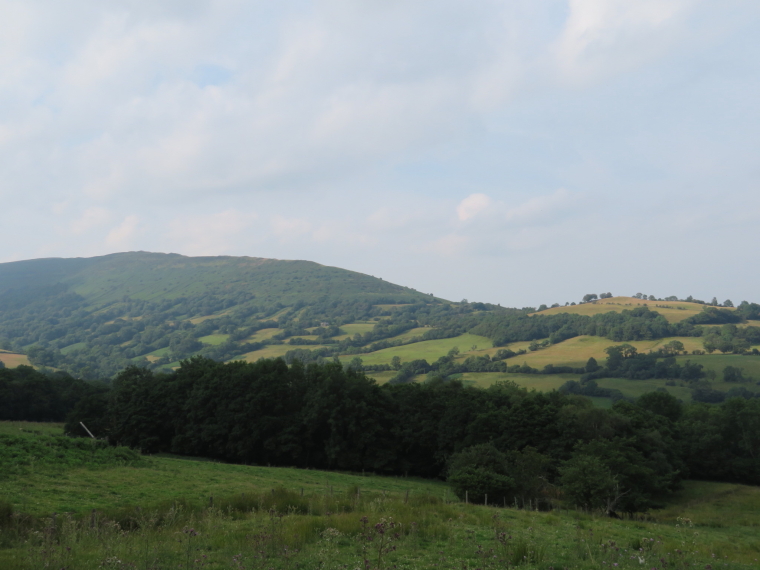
[1,0,759,308]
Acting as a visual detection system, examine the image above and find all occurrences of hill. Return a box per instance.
[0,251,429,306]
[0,252,441,377]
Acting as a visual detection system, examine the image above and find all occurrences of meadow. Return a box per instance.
[1,422,759,570]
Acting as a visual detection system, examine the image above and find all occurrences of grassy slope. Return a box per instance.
[0,423,442,517]
[341,333,492,366]
[1,422,759,569]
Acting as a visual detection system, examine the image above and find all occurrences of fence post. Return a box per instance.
[465,491,468,505]
[485,494,488,507]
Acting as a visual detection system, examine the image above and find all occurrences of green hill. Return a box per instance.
[0,252,440,377]
[0,251,428,306]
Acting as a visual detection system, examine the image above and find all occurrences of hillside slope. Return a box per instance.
[0,252,439,377]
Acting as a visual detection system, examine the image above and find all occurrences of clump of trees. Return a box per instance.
[17,357,751,515]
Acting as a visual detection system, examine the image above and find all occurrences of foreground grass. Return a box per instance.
[2,483,759,569]
[1,422,760,569]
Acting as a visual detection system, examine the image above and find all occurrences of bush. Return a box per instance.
[447,444,516,505]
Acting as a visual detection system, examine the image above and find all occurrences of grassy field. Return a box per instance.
[198,334,230,346]
[342,333,492,366]
[674,354,760,380]
[1,422,759,569]
[0,351,31,368]
[534,296,720,323]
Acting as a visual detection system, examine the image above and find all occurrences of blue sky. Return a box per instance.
[1,0,759,307]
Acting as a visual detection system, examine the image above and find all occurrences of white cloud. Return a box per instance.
[166,209,257,255]
[107,215,139,246]
[554,0,693,83]
[421,233,470,257]
[457,193,492,221]
[70,207,111,235]
[271,215,312,240]
[504,188,576,224]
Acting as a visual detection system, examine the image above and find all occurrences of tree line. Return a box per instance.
[29,356,756,514]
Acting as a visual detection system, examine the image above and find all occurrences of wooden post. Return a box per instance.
[90,509,97,529]
[465,491,468,505]
[209,496,214,508]
[80,422,96,439]
[405,489,409,504]
[485,494,488,507]
[301,488,304,497]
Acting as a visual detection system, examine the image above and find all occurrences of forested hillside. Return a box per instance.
[0,252,438,377]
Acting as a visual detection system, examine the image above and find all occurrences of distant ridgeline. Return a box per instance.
[0,251,759,380]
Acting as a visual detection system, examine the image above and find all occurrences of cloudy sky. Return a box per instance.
[1,0,759,307]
